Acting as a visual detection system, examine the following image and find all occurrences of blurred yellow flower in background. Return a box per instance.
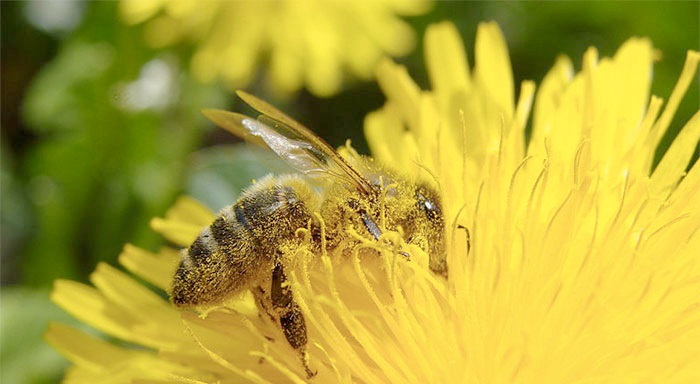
[46,21,700,382]
[120,0,431,97]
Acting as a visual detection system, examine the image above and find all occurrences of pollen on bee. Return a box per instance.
[180,249,194,269]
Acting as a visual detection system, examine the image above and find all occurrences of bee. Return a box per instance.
[171,91,446,377]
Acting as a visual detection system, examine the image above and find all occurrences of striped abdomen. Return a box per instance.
[171,176,314,307]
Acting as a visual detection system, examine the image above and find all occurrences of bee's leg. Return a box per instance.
[347,198,382,241]
[349,200,412,262]
[271,262,316,378]
[252,286,277,324]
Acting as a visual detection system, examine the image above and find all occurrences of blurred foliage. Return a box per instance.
[185,145,294,210]
[7,1,227,286]
[1,1,698,383]
[0,288,77,384]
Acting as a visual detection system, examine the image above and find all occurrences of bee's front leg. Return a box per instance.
[271,262,316,378]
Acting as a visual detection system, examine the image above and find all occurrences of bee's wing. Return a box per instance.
[202,91,374,195]
[202,109,331,176]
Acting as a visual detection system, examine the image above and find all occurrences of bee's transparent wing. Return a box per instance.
[202,91,374,194]
[202,110,367,189]
[202,109,328,176]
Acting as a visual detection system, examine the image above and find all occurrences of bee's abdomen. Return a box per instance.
[172,221,255,307]
[172,180,313,307]
[232,184,312,241]
[209,215,239,250]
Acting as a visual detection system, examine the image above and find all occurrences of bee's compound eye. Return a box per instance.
[415,189,441,221]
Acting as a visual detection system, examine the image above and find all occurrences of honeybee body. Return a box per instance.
[171,92,446,377]
[173,162,446,305]
[172,175,315,307]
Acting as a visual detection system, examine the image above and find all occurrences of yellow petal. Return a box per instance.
[665,150,700,213]
[376,59,422,132]
[118,244,179,291]
[51,273,183,350]
[651,50,700,147]
[651,111,700,196]
[51,280,137,343]
[531,55,574,156]
[363,108,403,169]
[425,22,471,98]
[45,323,205,382]
[474,21,514,118]
[612,38,654,146]
[150,196,214,246]
[45,322,133,369]
[164,196,216,227]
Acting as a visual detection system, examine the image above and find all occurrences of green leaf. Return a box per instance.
[0,288,77,384]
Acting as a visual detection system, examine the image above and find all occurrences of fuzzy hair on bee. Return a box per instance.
[172,175,317,307]
[171,91,446,378]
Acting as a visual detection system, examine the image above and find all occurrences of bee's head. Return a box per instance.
[356,173,447,277]
[409,183,447,276]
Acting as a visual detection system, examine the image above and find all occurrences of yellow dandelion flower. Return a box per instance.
[119,0,431,97]
[366,21,700,381]
[47,21,700,382]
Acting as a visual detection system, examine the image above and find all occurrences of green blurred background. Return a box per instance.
[1,1,698,383]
